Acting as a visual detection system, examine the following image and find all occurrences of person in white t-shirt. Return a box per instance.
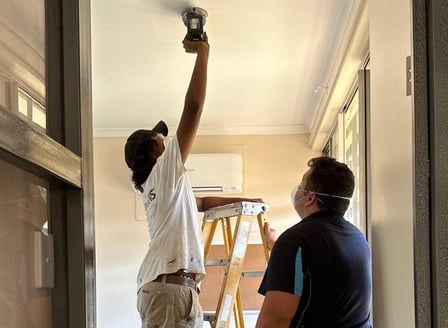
[124,34,262,328]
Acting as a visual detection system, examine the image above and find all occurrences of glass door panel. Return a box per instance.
[0,158,52,327]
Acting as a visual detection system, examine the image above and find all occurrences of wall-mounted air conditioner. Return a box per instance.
[185,153,243,193]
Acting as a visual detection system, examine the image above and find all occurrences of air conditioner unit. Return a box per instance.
[185,153,243,193]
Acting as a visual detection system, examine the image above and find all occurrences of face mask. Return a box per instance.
[152,133,167,146]
[290,185,298,205]
[291,185,307,207]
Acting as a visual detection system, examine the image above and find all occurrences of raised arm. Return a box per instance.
[177,34,210,163]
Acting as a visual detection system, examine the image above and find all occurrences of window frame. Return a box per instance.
[321,60,370,237]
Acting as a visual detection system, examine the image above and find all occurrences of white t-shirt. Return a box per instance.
[137,136,205,291]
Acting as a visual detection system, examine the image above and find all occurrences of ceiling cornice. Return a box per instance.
[308,0,369,150]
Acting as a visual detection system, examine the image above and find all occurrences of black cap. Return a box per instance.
[151,120,169,137]
[124,120,168,169]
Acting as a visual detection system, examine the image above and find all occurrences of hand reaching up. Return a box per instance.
[182,33,209,55]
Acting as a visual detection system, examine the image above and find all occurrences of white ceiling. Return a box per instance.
[91,0,362,138]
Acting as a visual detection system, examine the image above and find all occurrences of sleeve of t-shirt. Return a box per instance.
[258,233,305,297]
[156,135,186,189]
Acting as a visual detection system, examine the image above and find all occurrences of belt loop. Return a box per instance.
[161,274,167,283]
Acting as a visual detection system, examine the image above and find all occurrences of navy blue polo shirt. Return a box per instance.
[259,211,372,328]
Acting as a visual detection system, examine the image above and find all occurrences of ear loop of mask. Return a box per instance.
[151,133,166,141]
[316,197,330,210]
[160,135,167,147]
[151,133,168,149]
[161,135,168,147]
[294,195,308,205]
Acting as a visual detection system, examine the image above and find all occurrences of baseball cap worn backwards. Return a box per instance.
[124,120,168,170]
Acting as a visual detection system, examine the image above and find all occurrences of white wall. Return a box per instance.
[94,138,147,327]
[370,0,415,326]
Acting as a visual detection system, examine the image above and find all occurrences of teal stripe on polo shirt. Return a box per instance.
[294,247,304,296]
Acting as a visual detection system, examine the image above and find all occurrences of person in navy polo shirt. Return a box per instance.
[256,156,372,328]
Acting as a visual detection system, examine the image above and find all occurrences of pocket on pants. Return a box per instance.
[177,287,203,328]
[137,284,168,326]
[137,282,202,328]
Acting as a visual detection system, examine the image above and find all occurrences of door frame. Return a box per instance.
[413,0,448,327]
[0,0,95,326]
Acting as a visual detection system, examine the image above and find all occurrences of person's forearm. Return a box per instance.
[184,48,209,114]
[177,37,210,163]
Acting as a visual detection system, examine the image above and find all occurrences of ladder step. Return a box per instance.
[204,201,269,221]
[205,258,228,266]
[241,270,265,278]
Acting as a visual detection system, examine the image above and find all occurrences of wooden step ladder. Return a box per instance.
[201,201,270,328]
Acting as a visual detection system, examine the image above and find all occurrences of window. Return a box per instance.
[17,87,46,131]
[323,61,369,234]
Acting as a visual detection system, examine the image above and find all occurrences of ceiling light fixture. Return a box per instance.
[182,7,208,41]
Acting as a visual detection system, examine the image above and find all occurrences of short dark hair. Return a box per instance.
[305,156,355,215]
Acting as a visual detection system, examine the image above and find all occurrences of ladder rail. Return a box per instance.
[222,216,244,328]
[202,219,219,259]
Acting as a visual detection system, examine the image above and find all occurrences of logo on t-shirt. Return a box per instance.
[148,188,156,202]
